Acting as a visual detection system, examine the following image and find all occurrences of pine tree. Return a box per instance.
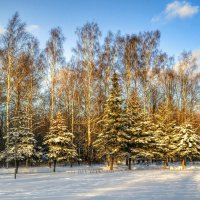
[95,72,128,170]
[44,112,77,172]
[3,109,35,174]
[170,124,200,169]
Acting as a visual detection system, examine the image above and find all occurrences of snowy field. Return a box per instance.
[1,169,200,199]
[1,162,200,175]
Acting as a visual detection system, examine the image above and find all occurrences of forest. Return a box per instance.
[0,12,200,173]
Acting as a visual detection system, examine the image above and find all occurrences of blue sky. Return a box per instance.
[0,0,200,61]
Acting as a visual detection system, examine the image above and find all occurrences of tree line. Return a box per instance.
[0,13,200,172]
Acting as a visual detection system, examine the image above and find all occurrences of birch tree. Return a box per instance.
[73,22,101,163]
[45,27,65,122]
[0,12,28,167]
[137,31,160,113]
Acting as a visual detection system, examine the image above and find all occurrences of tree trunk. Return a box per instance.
[26,159,29,167]
[110,156,114,171]
[163,160,167,169]
[16,160,19,174]
[106,155,110,167]
[71,86,75,136]
[70,159,73,168]
[144,81,147,113]
[6,50,12,169]
[53,160,57,172]
[87,145,92,166]
[182,159,185,170]
[126,157,128,166]
[14,159,17,179]
[6,161,9,169]
[128,157,132,170]
[125,63,131,107]
[87,74,91,164]
[51,61,55,122]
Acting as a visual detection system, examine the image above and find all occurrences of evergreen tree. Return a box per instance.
[126,91,161,164]
[170,124,200,169]
[130,115,161,161]
[95,72,128,170]
[3,109,35,173]
[125,90,143,169]
[44,112,77,172]
[154,102,177,168]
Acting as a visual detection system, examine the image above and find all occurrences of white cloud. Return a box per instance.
[26,24,39,33]
[166,1,199,18]
[152,1,199,23]
[0,26,5,34]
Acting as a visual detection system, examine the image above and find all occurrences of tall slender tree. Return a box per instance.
[0,12,29,167]
[73,22,101,163]
[137,31,160,113]
[95,72,128,170]
[45,27,65,122]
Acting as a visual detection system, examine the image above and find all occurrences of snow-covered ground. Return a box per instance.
[1,162,200,175]
[0,164,106,174]
[1,169,200,199]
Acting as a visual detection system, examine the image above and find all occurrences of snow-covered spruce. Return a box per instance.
[130,115,162,161]
[2,110,36,172]
[170,124,200,169]
[44,112,77,172]
[125,91,162,165]
[125,90,149,168]
[154,102,177,168]
[94,72,129,170]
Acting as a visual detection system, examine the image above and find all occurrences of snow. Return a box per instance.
[0,165,105,174]
[1,166,200,199]
[1,163,200,174]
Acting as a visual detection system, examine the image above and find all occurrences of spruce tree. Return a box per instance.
[95,72,128,170]
[3,109,35,174]
[44,112,77,172]
[154,102,176,168]
[125,90,143,169]
[130,114,161,161]
[170,124,200,169]
[126,91,160,163]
